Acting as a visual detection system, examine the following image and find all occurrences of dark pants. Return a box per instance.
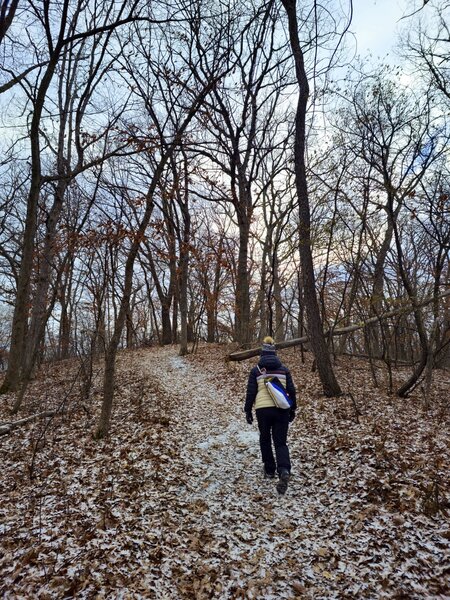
[256,407,291,475]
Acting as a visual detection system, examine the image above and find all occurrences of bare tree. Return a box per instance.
[1,0,153,395]
[398,163,450,393]
[280,0,342,396]
[331,67,446,358]
[404,1,450,100]
[95,0,234,437]
[191,0,292,346]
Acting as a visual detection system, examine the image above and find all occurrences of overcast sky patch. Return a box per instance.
[351,0,407,58]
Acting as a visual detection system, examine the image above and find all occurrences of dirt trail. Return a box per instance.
[155,350,261,494]
[146,347,302,599]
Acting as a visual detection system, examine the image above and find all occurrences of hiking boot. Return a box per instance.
[276,469,290,495]
[264,468,275,479]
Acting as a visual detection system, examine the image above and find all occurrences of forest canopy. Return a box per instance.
[0,0,449,432]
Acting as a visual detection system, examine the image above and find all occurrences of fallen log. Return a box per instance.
[0,409,58,436]
[228,289,450,361]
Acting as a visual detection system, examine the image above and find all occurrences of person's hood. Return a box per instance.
[258,354,282,370]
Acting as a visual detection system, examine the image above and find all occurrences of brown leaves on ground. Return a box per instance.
[0,344,449,599]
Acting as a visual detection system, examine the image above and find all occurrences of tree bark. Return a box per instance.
[126,307,134,349]
[57,259,74,360]
[273,251,285,341]
[235,211,251,346]
[25,180,68,368]
[435,262,450,369]
[160,304,172,346]
[0,0,19,44]
[178,158,191,356]
[390,211,430,397]
[0,409,61,437]
[367,198,402,358]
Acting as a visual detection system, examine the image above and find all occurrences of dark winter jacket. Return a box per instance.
[244,354,296,414]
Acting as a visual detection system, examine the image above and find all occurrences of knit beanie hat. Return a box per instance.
[261,336,277,356]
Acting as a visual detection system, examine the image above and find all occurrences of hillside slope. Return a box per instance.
[0,345,449,598]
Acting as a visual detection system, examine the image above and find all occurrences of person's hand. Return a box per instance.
[246,411,253,425]
[289,410,296,423]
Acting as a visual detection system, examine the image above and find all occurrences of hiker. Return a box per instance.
[244,336,296,494]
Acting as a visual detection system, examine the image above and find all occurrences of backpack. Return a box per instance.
[257,366,293,410]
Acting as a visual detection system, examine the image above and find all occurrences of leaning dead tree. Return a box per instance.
[228,289,450,391]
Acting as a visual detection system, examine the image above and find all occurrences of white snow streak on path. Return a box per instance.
[148,349,263,500]
[167,354,260,495]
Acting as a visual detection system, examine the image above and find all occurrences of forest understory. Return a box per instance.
[0,344,449,599]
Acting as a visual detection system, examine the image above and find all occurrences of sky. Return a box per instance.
[350,0,409,59]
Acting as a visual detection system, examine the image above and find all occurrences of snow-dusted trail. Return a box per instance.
[156,351,261,496]
[146,347,308,599]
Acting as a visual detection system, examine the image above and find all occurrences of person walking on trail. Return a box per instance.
[244,336,297,495]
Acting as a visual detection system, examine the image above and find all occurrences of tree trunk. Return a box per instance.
[256,257,269,340]
[142,246,175,346]
[96,346,118,438]
[203,276,216,343]
[206,301,216,343]
[178,164,190,356]
[391,215,429,397]
[187,297,196,344]
[1,175,39,393]
[281,0,341,396]
[161,303,172,346]
[96,307,107,355]
[367,198,402,358]
[58,260,74,360]
[235,214,251,346]
[273,251,285,341]
[436,321,450,369]
[59,302,71,360]
[0,0,19,44]
[179,246,189,355]
[435,264,450,369]
[126,308,134,349]
[95,201,154,438]
[172,286,178,345]
[26,180,68,368]
[205,235,226,343]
